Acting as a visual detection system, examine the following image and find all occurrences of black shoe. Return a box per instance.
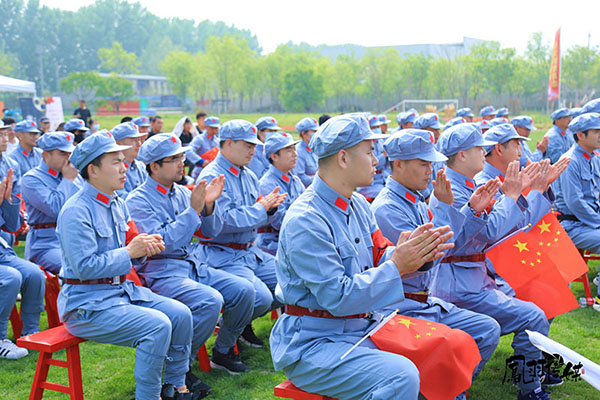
[238,324,264,348]
[160,384,195,400]
[210,347,250,375]
[185,371,211,399]
[542,372,564,387]
[517,387,551,400]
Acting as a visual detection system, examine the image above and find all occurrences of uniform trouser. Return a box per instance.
[146,276,222,360]
[562,223,600,296]
[394,298,501,380]
[29,247,61,275]
[454,288,550,393]
[219,253,279,320]
[63,294,192,400]
[194,267,255,353]
[284,336,419,400]
[0,254,45,337]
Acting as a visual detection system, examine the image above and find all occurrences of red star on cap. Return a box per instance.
[252,127,257,133]
[170,136,177,143]
[271,119,275,123]
[434,115,438,120]
[106,131,112,138]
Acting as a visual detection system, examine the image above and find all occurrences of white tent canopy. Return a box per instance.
[0,75,36,93]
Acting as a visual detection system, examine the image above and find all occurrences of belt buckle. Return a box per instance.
[110,275,121,286]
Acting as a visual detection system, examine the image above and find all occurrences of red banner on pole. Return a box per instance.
[548,28,561,102]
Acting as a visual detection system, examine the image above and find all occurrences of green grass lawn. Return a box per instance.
[3,242,599,399]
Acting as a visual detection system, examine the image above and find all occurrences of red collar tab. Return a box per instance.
[560,130,565,136]
[156,184,168,195]
[334,197,348,211]
[594,151,600,156]
[124,161,130,169]
[96,193,110,205]
[306,146,311,152]
[22,150,29,156]
[405,191,416,204]
[498,174,505,183]
[229,165,239,176]
[583,152,591,160]
[465,180,475,189]
[48,168,58,177]
[281,174,290,183]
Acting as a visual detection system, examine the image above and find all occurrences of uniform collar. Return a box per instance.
[146,176,174,197]
[312,175,351,215]
[445,167,476,190]
[216,153,244,177]
[267,164,292,184]
[386,177,424,205]
[18,143,33,157]
[483,161,505,182]
[40,160,60,179]
[574,144,599,161]
[83,181,115,208]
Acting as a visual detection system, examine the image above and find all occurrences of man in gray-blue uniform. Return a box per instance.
[187,116,221,180]
[270,113,455,400]
[553,113,600,310]
[21,132,82,275]
[480,105,496,121]
[128,133,255,380]
[64,118,90,145]
[377,114,391,133]
[544,108,573,164]
[414,113,444,199]
[247,116,281,178]
[111,122,148,199]
[57,131,196,400]
[196,120,287,348]
[132,116,151,142]
[258,133,304,255]
[444,117,466,132]
[357,115,388,200]
[496,107,510,118]
[0,127,45,359]
[432,123,562,400]
[512,116,548,168]
[371,130,501,398]
[456,107,475,122]
[9,120,42,176]
[393,111,417,132]
[292,117,318,187]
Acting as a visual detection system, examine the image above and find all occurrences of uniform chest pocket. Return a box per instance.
[94,226,113,239]
[337,241,358,261]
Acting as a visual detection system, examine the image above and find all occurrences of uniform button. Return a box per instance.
[175,211,178,215]
[355,237,360,243]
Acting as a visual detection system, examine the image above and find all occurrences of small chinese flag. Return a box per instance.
[200,147,219,163]
[486,212,585,319]
[371,315,481,400]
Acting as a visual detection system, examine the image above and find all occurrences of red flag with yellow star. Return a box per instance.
[370,315,481,400]
[486,212,586,319]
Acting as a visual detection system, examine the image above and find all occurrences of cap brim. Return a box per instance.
[365,133,389,141]
[243,137,263,145]
[420,149,448,162]
[57,144,76,153]
[170,145,193,156]
[106,144,132,153]
[517,136,531,141]
[206,124,221,128]
[76,127,90,131]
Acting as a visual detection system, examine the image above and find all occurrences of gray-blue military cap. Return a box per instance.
[568,113,600,133]
[138,133,192,164]
[437,123,498,157]
[384,129,447,162]
[309,113,387,159]
[219,120,262,145]
[36,131,76,152]
[483,124,530,154]
[69,130,131,171]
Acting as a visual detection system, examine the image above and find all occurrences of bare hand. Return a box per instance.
[500,161,523,201]
[432,169,454,205]
[126,233,165,259]
[536,136,549,153]
[0,176,7,207]
[3,169,13,204]
[204,175,225,215]
[518,161,540,192]
[19,221,30,235]
[547,157,570,185]
[469,178,500,212]
[530,159,550,193]
[61,160,79,181]
[259,187,287,212]
[391,223,455,275]
[190,181,207,214]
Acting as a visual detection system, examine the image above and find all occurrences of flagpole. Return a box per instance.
[558,27,562,107]
[340,309,398,360]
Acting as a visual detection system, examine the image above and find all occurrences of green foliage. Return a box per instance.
[60,71,103,102]
[160,50,197,106]
[563,46,600,102]
[95,74,134,101]
[98,42,140,75]
[282,64,325,112]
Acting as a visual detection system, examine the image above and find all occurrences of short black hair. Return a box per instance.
[145,160,164,177]
[80,154,107,181]
[196,112,207,120]
[120,116,132,123]
[267,150,281,164]
[574,130,589,143]
[2,117,15,125]
[318,114,331,125]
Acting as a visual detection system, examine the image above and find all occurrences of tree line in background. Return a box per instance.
[1,0,599,113]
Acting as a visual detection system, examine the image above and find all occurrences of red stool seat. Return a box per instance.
[576,249,597,305]
[17,325,86,400]
[274,380,337,400]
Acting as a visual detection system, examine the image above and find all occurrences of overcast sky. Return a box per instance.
[40,0,598,55]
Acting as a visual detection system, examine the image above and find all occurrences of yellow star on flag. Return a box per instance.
[426,332,432,336]
[397,318,413,329]
[514,240,529,253]
[537,220,551,234]
[415,334,421,339]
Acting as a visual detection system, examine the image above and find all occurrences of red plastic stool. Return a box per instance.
[17,325,87,400]
[9,304,23,339]
[274,380,337,400]
[576,249,598,306]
